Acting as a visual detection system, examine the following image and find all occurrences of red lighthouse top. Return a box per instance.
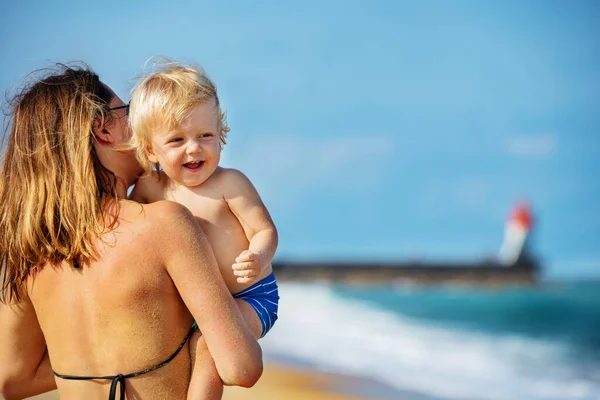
[509,201,533,231]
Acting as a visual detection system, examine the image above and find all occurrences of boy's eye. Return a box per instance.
[200,133,213,138]
[168,137,183,143]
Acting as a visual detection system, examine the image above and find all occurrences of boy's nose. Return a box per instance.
[186,140,202,155]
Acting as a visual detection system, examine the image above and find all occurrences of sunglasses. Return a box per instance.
[110,102,130,115]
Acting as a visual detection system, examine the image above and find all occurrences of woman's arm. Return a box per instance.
[0,298,57,399]
[152,201,263,387]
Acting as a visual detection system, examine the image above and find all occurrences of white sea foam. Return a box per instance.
[261,283,600,400]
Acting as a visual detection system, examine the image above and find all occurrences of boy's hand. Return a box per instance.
[232,250,264,284]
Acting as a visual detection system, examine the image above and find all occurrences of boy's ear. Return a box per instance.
[146,146,159,164]
[92,116,115,144]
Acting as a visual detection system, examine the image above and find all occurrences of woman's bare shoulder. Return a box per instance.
[121,200,199,241]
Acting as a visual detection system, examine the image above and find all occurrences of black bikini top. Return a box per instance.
[53,324,197,400]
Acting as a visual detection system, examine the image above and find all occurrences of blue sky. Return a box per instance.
[1,1,599,278]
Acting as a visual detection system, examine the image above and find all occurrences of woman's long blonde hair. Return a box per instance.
[0,65,119,303]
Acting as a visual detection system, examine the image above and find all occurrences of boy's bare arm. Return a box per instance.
[222,169,278,283]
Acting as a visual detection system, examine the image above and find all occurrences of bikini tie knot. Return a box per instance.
[108,374,126,400]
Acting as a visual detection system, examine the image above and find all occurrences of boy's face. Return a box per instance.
[146,100,221,188]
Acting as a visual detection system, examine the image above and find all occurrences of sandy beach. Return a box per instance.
[18,362,401,400]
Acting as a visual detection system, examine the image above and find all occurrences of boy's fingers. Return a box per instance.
[232,261,255,271]
[233,269,257,277]
[237,276,256,284]
[235,250,255,263]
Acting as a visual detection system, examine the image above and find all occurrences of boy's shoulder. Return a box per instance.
[213,167,251,184]
[212,167,254,194]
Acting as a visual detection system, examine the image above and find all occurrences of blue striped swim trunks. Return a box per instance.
[233,272,279,338]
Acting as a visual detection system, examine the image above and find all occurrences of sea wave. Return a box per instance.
[261,283,600,400]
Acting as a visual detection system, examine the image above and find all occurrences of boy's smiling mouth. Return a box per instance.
[183,160,205,170]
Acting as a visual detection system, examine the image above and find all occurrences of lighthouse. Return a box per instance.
[498,201,534,266]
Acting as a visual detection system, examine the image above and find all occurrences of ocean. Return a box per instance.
[261,280,600,400]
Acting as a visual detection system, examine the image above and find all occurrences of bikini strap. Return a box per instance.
[53,323,198,400]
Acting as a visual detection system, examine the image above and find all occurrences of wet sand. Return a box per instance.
[223,362,395,400]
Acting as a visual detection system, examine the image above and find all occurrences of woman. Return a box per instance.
[0,65,262,399]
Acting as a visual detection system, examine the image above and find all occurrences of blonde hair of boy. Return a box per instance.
[0,65,120,302]
[129,61,230,174]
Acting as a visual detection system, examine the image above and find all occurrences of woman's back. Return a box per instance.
[30,201,196,399]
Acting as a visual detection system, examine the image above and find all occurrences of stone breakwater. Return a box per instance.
[272,258,540,287]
